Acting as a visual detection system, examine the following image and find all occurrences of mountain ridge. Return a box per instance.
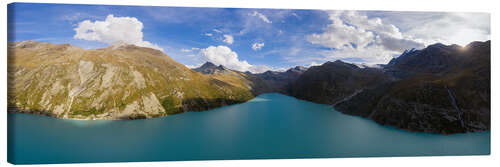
[8,41,254,120]
[334,40,490,134]
[7,40,491,134]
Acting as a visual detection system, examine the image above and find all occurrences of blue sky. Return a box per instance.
[8,3,490,73]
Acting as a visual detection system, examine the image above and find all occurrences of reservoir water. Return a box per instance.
[8,93,490,164]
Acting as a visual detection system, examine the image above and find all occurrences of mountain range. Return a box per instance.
[7,40,490,134]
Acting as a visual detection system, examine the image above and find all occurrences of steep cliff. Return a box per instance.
[335,41,490,134]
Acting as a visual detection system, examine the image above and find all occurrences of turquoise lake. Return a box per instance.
[7,93,490,164]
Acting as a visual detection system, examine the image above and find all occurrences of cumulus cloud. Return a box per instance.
[308,11,424,52]
[199,46,250,71]
[73,14,163,51]
[307,21,374,49]
[303,10,491,66]
[223,34,234,44]
[249,11,272,23]
[198,45,269,73]
[252,42,265,51]
[370,12,490,46]
[306,11,426,64]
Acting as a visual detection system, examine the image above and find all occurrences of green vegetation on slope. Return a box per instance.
[8,41,254,120]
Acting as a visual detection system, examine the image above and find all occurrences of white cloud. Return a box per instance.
[185,64,202,69]
[252,42,265,51]
[323,45,395,65]
[274,67,288,72]
[181,48,192,53]
[308,11,424,52]
[307,20,375,49]
[198,45,270,73]
[249,11,272,23]
[73,14,163,51]
[307,62,321,67]
[204,33,213,36]
[198,46,251,72]
[371,12,490,46]
[181,47,200,53]
[62,12,97,23]
[284,40,397,66]
[213,29,222,33]
[223,34,234,44]
[249,65,273,73]
[239,10,279,35]
[306,11,490,65]
[306,11,426,64]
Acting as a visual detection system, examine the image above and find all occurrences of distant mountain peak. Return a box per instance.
[385,40,490,78]
[427,42,447,48]
[199,62,217,68]
[323,60,358,69]
[217,65,229,70]
[465,40,490,49]
[286,66,307,74]
[193,62,232,75]
[293,66,307,71]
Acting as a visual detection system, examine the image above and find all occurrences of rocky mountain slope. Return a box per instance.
[289,60,393,104]
[191,62,307,95]
[191,62,267,95]
[324,41,490,134]
[8,41,254,120]
[253,66,307,94]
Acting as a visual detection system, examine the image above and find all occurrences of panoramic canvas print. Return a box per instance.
[7,3,491,164]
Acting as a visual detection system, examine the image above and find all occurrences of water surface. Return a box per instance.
[8,93,490,164]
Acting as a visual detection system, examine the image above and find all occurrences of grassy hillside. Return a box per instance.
[8,41,254,120]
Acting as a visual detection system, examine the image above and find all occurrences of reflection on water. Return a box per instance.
[8,93,490,164]
[58,119,113,127]
[247,97,270,102]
